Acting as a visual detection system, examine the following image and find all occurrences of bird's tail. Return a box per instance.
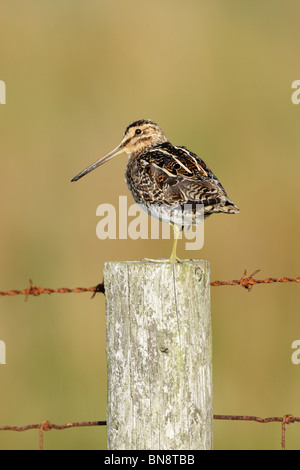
[221,199,240,214]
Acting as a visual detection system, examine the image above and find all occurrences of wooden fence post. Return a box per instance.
[104,260,212,450]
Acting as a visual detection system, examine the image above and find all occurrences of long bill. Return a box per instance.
[71,143,125,182]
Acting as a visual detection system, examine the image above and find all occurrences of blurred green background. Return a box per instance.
[0,0,299,450]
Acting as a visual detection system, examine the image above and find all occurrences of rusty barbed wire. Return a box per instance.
[0,279,105,300]
[0,270,299,449]
[1,415,299,450]
[210,269,300,291]
[213,414,300,450]
[0,270,299,299]
[0,420,106,450]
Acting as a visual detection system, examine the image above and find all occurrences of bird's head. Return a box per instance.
[71,119,167,182]
[121,120,167,157]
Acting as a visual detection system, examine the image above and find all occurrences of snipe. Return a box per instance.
[71,119,239,262]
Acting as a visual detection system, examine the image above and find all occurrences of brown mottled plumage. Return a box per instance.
[71,119,239,261]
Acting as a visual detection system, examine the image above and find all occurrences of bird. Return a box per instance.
[71,119,239,262]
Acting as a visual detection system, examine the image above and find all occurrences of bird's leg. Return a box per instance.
[169,224,181,263]
[140,225,182,264]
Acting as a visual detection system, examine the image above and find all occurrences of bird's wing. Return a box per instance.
[145,143,228,207]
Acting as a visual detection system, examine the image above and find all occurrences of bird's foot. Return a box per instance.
[140,257,180,264]
[140,257,194,264]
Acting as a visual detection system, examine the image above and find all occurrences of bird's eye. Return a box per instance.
[135,128,142,135]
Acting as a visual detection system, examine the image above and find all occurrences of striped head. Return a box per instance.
[121,120,168,157]
[71,119,168,182]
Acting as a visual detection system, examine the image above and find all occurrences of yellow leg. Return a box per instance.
[140,224,182,263]
[169,225,181,262]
